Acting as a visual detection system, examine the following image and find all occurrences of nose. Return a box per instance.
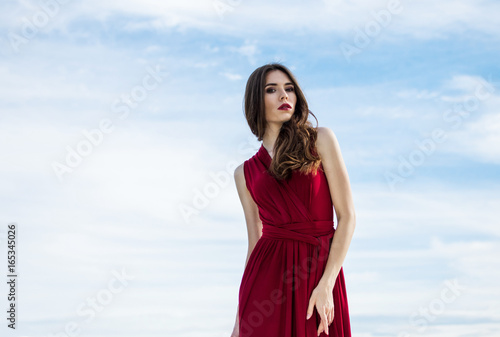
[280,89,288,100]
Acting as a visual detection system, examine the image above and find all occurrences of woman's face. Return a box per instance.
[264,70,297,126]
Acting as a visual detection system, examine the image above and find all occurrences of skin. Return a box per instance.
[232,70,356,337]
[306,126,356,336]
[261,69,297,156]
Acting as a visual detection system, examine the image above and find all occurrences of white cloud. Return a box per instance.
[3,0,499,42]
[444,110,500,163]
[227,39,259,65]
[396,89,440,100]
[434,74,500,164]
[220,71,242,81]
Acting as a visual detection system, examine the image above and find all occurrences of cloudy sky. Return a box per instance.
[0,0,499,336]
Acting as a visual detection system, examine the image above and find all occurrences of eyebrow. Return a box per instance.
[265,82,294,87]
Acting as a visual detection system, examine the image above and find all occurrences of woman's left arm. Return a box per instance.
[315,126,356,289]
[306,126,357,335]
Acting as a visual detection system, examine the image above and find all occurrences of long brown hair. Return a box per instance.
[244,62,321,181]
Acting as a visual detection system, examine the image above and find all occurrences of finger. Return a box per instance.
[317,323,323,336]
[317,311,326,336]
[321,310,329,335]
[306,297,315,320]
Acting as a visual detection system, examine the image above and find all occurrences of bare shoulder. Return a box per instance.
[316,126,340,159]
[234,162,245,186]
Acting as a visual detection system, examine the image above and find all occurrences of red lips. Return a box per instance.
[278,103,292,110]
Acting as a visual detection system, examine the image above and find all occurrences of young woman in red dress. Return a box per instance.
[231,63,356,337]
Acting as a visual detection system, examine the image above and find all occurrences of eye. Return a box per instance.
[265,87,294,93]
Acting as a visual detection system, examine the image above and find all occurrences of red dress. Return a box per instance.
[238,144,351,337]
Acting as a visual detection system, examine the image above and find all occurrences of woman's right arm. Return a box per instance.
[232,163,263,333]
[234,163,263,265]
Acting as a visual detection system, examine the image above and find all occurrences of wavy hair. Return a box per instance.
[244,62,321,181]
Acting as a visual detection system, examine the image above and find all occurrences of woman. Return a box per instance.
[232,63,356,337]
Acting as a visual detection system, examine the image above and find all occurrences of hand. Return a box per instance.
[306,282,334,336]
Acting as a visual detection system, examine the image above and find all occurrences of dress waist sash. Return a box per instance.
[261,220,335,246]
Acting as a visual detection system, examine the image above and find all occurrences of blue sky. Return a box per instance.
[0,1,499,336]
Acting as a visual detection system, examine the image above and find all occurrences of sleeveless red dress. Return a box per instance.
[238,144,351,337]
